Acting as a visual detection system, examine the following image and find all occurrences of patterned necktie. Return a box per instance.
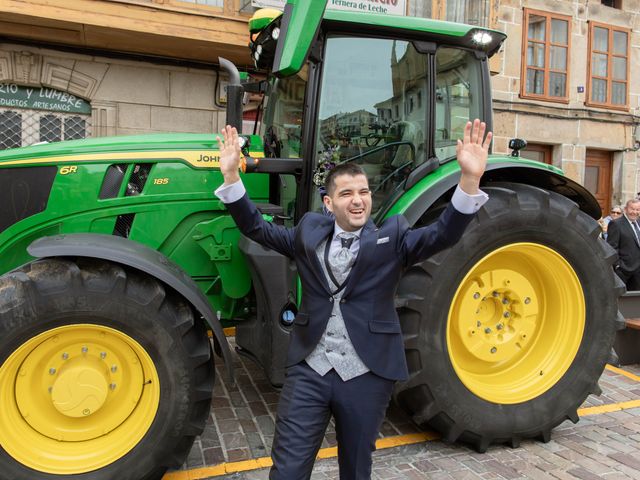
[328,232,357,285]
[633,221,640,245]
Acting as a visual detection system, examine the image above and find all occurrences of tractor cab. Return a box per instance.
[236,2,506,224]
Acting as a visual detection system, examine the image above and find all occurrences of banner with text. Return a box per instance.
[251,0,406,16]
[0,83,91,114]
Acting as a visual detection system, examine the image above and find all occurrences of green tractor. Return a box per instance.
[0,1,623,478]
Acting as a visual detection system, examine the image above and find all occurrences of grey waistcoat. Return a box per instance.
[305,238,370,381]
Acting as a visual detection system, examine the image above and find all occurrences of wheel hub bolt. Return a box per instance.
[496,323,503,330]
[111,365,118,373]
[61,352,69,360]
[503,312,510,318]
[484,327,492,334]
[477,321,481,327]
[524,297,531,304]
[100,352,107,359]
[492,291,499,297]
[110,383,117,390]
[48,386,53,393]
[49,368,56,375]
[502,298,509,305]
[81,346,88,354]
[473,292,480,299]
[491,347,497,353]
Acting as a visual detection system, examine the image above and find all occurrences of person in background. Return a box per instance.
[606,199,640,290]
[601,206,623,240]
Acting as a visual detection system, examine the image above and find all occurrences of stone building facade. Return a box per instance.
[0,0,498,150]
[0,46,229,142]
[0,0,253,148]
[1,0,637,212]
[490,0,640,212]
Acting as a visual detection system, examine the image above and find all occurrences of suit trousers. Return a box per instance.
[269,362,394,480]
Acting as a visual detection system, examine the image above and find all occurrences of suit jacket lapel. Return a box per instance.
[624,220,640,248]
[304,220,334,293]
[342,219,378,299]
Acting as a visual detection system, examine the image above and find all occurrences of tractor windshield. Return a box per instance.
[309,35,484,216]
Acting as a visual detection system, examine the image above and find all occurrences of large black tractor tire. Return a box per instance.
[394,183,624,452]
[0,258,214,480]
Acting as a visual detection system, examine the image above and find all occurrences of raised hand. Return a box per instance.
[219,125,242,185]
[456,119,492,194]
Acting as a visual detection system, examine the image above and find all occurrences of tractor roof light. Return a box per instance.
[248,8,283,34]
[271,27,280,41]
[472,31,493,46]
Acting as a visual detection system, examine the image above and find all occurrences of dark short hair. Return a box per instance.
[324,163,367,196]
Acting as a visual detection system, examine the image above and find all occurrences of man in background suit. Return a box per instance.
[215,119,492,479]
[607,198,640,290]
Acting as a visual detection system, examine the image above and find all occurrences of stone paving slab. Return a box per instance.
[166,339,640,479]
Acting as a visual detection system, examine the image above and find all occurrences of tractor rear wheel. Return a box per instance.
[0,258,214,480]
[394,183,623,452]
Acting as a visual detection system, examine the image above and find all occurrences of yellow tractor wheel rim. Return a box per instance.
[0,324,160,474]
[447,243,585,404]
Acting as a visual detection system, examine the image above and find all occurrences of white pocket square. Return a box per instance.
[376,237,390,244]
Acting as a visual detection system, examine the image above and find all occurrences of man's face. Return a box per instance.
[625,202,640,222]
[323,174,372,231]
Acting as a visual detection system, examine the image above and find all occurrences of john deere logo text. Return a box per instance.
[197,154,219,163]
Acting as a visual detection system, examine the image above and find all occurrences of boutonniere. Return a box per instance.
[312,144,340,187]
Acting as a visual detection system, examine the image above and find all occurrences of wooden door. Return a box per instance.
[521,143,553,165]
[584,149,612,216]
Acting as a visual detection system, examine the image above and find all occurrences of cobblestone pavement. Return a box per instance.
[165,338,640,480]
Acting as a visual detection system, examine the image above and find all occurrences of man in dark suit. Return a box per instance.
[215,120,492,479]
[607,198,640,290]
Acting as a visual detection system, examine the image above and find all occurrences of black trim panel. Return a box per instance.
[0,166,56,234]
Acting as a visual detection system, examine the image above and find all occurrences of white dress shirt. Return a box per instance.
[215,180,489,257]
[214,180,488,218]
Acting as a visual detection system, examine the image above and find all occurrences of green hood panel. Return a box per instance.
[0,133,223,164]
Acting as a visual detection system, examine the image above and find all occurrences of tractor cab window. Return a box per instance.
[260,65,307,159]
[311,36,428,217]
[259,65,308,221]
[434,47,483,161]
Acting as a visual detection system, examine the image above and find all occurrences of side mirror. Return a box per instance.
[509,138,527,157]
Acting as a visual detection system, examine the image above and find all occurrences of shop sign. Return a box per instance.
[0,83,91,114]
[251,0,406,16]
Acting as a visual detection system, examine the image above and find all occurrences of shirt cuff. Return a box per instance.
[215,180,246,204]
[451,184,489,214]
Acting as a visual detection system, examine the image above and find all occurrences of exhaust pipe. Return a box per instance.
[219,57,244,134]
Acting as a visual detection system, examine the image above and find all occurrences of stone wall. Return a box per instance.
[491,0,640,206]
[0,43,226,139]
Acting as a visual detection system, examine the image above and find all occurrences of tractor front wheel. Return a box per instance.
[394,183,623,451]
[0,258,214,480]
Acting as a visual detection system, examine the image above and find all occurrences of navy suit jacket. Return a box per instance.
[226,194,475,381]
[607,216,640,275]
